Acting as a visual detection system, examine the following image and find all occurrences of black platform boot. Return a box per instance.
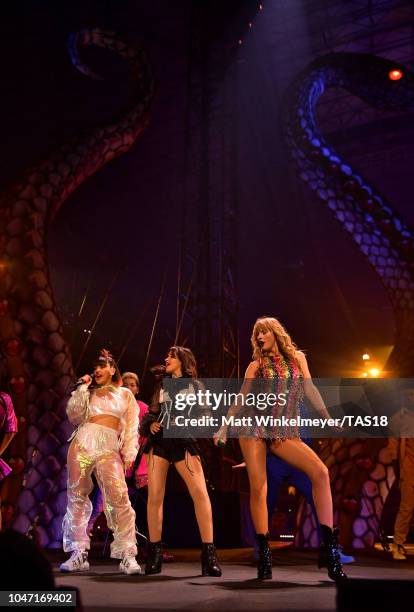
[201,543,222,577]
[145,541,162,575]
[318,525,347,581]
[255,533,272,580]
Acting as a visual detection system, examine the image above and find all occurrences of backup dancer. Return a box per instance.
[60,349,140,574]
[215,316,346,581]
[0,389,18,531]
[140,345,221,577]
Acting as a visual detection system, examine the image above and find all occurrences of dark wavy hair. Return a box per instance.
[167,345,198,378]
[148,346,198,414]
[91,348,122,387]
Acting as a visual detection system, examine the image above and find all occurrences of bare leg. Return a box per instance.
[175,454,213,542]
[146,451,169,542]
[270,439,333,527]
[239,438,268,533]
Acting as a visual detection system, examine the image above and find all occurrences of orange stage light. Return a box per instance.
[388,69,403,81]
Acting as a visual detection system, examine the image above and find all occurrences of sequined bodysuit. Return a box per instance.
[253,353,304,443]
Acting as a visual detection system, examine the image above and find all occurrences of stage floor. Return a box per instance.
[52,546,414,612]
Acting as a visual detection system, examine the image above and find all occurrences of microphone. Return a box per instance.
[150,364,166,380]
[73,375,93,389]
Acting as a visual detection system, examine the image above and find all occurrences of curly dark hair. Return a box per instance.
[148,346,198,414]
[167,345,198,377]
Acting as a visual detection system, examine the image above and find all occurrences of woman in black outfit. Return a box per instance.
[140,345,221,577]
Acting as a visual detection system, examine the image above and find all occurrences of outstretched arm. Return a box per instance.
[213,361,259,445]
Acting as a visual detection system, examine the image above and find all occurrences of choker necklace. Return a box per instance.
[96,383,117,391]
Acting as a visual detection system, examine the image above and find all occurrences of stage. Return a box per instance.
[2,4,414,612]
[52,545,414,611]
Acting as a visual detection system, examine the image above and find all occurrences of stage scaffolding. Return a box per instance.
[175,4,241,380]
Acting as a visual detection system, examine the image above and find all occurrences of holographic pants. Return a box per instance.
[62,423,137,558]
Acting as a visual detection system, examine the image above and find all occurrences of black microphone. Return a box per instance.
[150,364,166,381]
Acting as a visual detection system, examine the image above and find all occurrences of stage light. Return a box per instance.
[362,353,370,361]
[369,368,380,377]
[362,372,368,377]
[388,69,403,81]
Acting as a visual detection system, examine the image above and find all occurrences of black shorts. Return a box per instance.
[144,437,200,464]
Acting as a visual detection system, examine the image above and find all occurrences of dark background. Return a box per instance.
[1,0,413,395]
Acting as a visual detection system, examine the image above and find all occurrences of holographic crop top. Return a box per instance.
[66,384,139,464]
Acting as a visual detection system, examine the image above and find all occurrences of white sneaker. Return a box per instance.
[119,554,141,575]
[391,543,407,561]
[60,550,90,572]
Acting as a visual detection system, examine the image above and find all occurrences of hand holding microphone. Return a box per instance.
[213,426,228,447]
[150,364,166,381]
[74,374,93,389]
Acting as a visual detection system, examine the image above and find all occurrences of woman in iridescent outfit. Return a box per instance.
[60,349,140,575]
[214,317,346,582]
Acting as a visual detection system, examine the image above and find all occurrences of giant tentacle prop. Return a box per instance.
[0,29,153,547]
[283,53,414,547]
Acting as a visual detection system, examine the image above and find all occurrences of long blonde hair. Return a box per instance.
[251,316,301,365]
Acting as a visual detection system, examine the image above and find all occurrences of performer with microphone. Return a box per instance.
[60,349,141,575]
[140,346,222,577]
[72,374,94,389]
